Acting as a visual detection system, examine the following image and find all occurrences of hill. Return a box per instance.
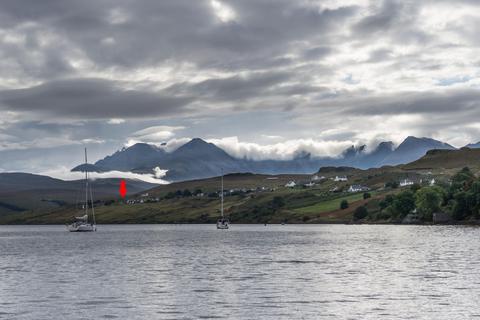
[0,165,413,225]
[403,148,480,171]
[7,145,480,225]
[0,173,158,216]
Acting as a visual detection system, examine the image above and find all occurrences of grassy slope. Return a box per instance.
[403,148,480,172]
[0,182,392,225]
[4,148,478,225]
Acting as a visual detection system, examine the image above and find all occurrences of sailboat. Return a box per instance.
[67,148,97,232]
[216,170,229,229]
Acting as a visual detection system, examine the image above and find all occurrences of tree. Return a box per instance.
[452,191,470,220]
[194,189,203,196]
[165,191,176,199]
[353,206,368,220]
[391,190,415,218]
[386,181,399,189]
[379,194,395,210]
[410,183,421,193]
[272,196,285,209]
[415,186,443,220]
[182,189,192,197]
[340,200,349,210]
[363,192,371,200]
[450,167,475,194]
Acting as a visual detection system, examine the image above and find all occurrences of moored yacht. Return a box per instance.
[67,148,96,232]
[216,170,229,230]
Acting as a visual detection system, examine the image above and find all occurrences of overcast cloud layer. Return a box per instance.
[0,0,480,176]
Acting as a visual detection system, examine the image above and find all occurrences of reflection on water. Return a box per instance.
[1,224,480,319]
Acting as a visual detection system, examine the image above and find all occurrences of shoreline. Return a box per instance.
[1,221,479,226]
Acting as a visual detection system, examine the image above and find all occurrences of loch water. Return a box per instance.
[1,224,479,319]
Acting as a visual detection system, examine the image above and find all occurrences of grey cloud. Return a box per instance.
[352,0,430,45]
[188,71,291,101]
[355,0,401,34]
[0,78,193,119]
[0,0,358,73]
[0,0,480,172]
[335,89,480,116]
[302,46,334,60]
[366,49,393,63]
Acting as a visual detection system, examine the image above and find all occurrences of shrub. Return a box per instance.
[379,194,394,210]
[410,183,421,193]
[165,192,176,199]
[353,206,368,220]
[340,200,349,210]
[391,190,415,218]
[363,192,371,200]
[415,186,444,220]
[386,181,399,189]
[272,196,285,208]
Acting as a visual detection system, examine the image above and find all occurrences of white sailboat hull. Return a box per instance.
[216,220,229,229]
[67,223,96,232]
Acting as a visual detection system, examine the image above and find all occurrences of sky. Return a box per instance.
[0,0,479,177]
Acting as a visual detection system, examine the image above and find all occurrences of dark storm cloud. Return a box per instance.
[0,78,193,118]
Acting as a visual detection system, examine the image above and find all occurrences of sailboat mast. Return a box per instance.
[84,148,89,222]
[221,169,224,218]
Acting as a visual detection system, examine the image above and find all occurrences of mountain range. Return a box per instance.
[71,136,466,182]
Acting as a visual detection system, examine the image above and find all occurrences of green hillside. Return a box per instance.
[403,148,480,172]
[0,169,408,224]
[4,148,480,225]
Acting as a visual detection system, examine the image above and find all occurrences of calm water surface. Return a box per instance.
[1,224,480,319]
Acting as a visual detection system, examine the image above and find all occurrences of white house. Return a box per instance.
[285,181,296,188]
[311,175,325,181]
[334,176,348,182]
[430,178,436,186]
[304,182,315,187]
[348,185,370,193]
[399,179,414,187]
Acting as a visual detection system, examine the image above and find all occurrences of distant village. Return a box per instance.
[124,173,438,205]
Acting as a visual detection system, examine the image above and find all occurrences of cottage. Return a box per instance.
[311,175,325,181]
[285,181,296,188]
[334,176,348,182]
[348,185,370,193]
[399,179,414,187]
[304,182,315,187]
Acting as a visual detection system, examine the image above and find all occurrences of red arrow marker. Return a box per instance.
[119,180,127,198]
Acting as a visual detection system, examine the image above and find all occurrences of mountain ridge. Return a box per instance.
[71,136,463,181]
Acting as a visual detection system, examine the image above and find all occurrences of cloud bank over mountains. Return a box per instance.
[0,0,479,172]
